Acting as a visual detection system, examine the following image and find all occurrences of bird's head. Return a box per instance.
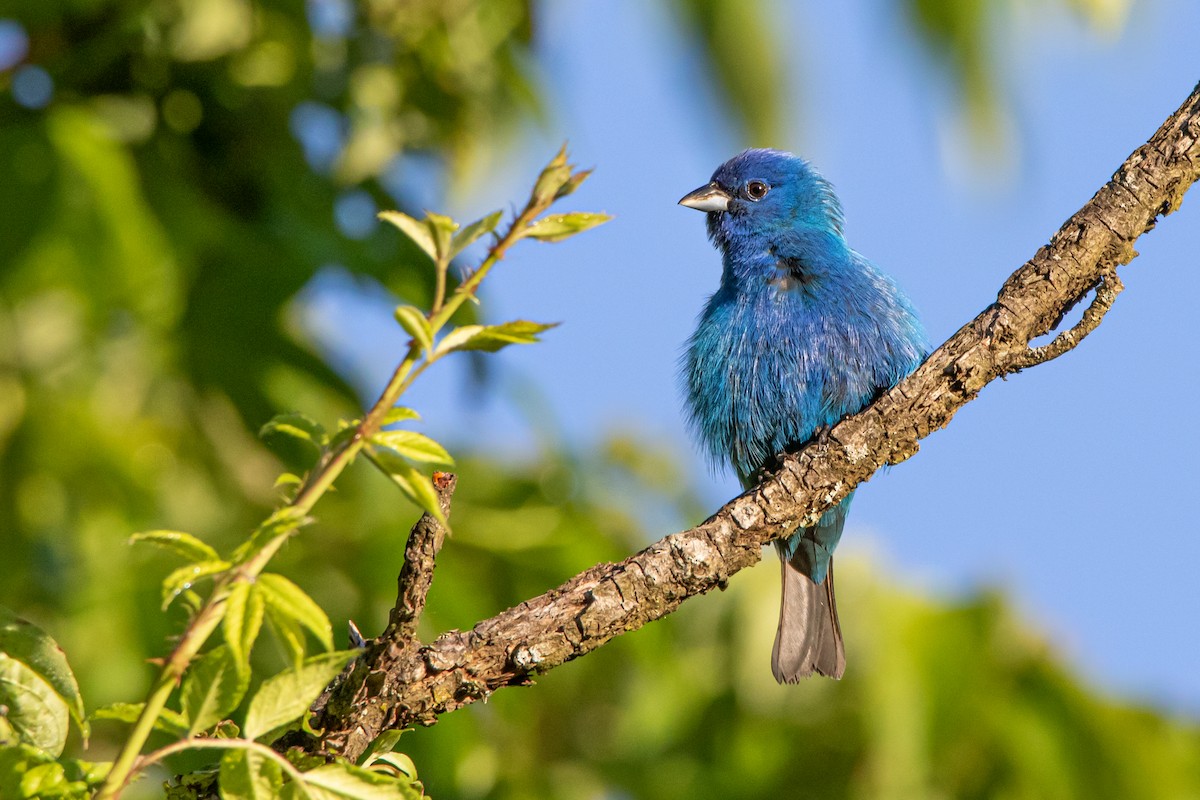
[679,149,845,254]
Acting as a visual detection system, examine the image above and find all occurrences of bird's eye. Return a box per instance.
[745,181,769,200]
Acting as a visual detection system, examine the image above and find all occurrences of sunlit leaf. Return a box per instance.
[223,580,265,678]
[555,168,594,199]
[392,305,434,356]
[533,144,572,203]
[370,431,453,466]
[219,747,284,800]
[242,651,358,741]
[0,654,69,755]
[522,212,611,242]
[298,762,422,800]
[161,560,231,611]
[364,448,447,526]
[257,573,334,653]
[182,646,247,736]
[450,210,503,258]
[381,407,420,425]
[378,211,437,261]
[357,730,406,767]
[444,320,559,353]
[424,211,458,259]
[0,606,89,744]
[432,324,484,358]
[130,529,220,563]
[265,604,308,669]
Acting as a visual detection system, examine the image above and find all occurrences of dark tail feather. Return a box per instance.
[771,554,845,682]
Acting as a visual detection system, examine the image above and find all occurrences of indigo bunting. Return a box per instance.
[679,149,927,681]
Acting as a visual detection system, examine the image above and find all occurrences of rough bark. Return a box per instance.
[308,82,1200,763]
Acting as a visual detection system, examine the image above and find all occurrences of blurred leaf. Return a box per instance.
[450,211,503,258]
[130,530,220,563]
[182,646,247,736]
[555,168,594,200]
[392,306,434,356]
[219,747,284,800]
[381,407,421,426]
[223,581,266,678]
[670,0,789,143]
[257,574,334,653]
[161,561,232,611]
[424,212,458,260]
[242,651,358,741]
[369,431,453,467]
[0,654,70,756]
[378,212,437,262]
[442,320,559,353]
[0,607,88,745]
[91,702,189,737]
[260,414,329,450]
[522,212,611,243]
[432,325,485,358]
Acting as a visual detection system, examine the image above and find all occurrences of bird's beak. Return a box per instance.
[678,182,731,213]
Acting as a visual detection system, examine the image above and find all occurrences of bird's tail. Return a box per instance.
[771,550,846,681]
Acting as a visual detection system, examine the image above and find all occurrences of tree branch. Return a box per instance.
[307,82,1200,763]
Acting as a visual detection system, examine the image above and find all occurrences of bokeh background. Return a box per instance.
[2,0,1199,797]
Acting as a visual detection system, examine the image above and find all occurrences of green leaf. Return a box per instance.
[445,320,559,353]
[377,211,436,261]
[555,168,593,199]
[381,407,420,425]
[242,651,358,741]
[223,580,265,677]
[424,211,458,259]
[449,210,502,258]
[257,574,334,653]
[532,144,572,203]
[235,508,313,563]
[0,654,69,755]
[357,729,406,767]
[161,560,231,611]
[364,448,447,527]
[182,646,248,736]
[274,473,303,489]
[219,747,283,800]
[367,753,418,782]
[432,324,484,358]
[265,604,307,668]
[298,762,422,800]
[259,414,328,449]
[129,529,220,563]
[369,431,453,466]
[392,305,433,356]
[0,606,89,744]
[91,702,188,737]
[522,212,611,242]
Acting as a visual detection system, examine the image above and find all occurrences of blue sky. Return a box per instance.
[306,0,1200,712]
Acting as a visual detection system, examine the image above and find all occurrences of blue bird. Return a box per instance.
[679,149,927,681]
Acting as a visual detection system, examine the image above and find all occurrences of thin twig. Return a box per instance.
[385,472,457,641]
[1008,272,1125,369]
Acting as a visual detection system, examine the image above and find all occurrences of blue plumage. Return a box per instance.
[679,149,927,681]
